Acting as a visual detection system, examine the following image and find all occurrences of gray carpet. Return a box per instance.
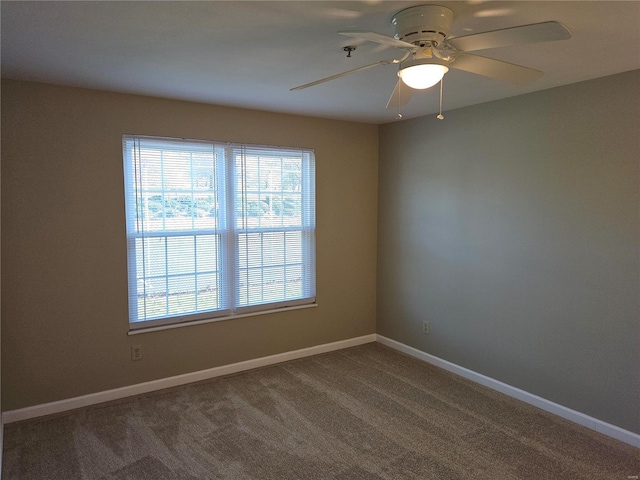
[3,343,638,479]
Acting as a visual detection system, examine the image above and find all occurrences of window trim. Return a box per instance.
[127,303,318,335]
[123,135,316,331]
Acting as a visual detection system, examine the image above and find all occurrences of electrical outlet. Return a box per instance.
[131,345,143,361]
[423,321,430,335]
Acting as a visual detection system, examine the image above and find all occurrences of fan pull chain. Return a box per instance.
[396,81,403,120]
[437,77,445,120]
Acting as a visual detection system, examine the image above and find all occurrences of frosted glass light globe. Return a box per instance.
[398,64,449,89]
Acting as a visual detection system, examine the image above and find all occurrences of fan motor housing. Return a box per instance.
[392,5,454,47]
[400,46,450,70]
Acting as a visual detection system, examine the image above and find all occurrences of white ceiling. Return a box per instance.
[2,1,639,124]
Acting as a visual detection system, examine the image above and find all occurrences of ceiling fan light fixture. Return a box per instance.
[398,64,449,90]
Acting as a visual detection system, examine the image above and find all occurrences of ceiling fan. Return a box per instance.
[291,5,572,113]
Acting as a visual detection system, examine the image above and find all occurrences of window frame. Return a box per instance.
[123,135,316,331]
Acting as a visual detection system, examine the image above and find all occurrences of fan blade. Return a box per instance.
[452,53,542,85]
[339,30,416,50]
[386,80,413,109]
[291,58,399,91]
[447,21,571,52]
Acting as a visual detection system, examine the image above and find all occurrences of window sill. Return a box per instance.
[128,303,317,335]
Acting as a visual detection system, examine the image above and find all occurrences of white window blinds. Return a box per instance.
[123,135,315,329]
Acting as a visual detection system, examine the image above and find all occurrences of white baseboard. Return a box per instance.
[5,333,638,449]
[2,334,377,424]
[376,334,640,448]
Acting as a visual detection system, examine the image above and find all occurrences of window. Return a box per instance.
[123,135,315,329]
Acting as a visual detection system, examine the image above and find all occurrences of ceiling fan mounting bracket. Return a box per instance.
[392,5,454,47]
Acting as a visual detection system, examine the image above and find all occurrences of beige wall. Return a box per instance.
[1,79,378,411]
[378,70,640,434]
